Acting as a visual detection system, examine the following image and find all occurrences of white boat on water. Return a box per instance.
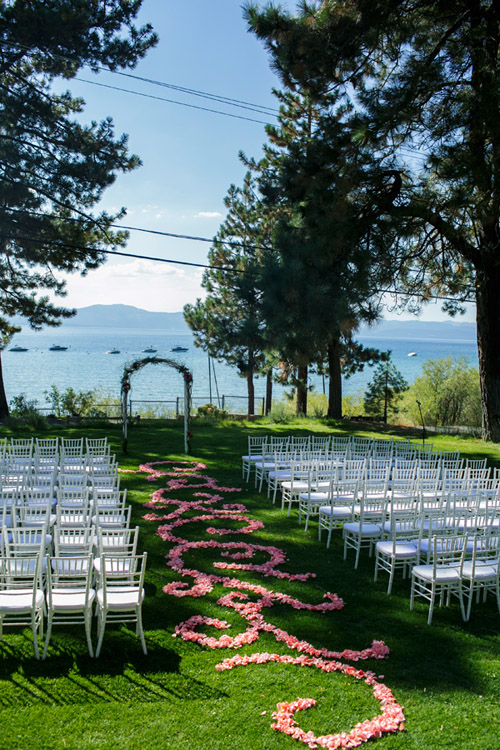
[106,349,120,354]
[408,352,417,357]
[10,346,28,352]
[49,344,68,351]
[142,346,157,353]
[170,346,188,352]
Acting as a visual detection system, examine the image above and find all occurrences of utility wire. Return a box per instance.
[0,207,270,253]
[0,39,279,118]
[74,77,273,126]
[0,230,476,303]
[0,231,240,273]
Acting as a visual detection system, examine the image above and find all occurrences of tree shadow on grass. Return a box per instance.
[0,630,227,707]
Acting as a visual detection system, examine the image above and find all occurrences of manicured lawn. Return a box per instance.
[0,418,499,749]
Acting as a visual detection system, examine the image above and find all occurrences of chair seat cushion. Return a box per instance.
[412,564,460,582]
[461,561,498,580]
[376,541,418,558]
[0,589,44,612]
[319,505,351,518]
[343,522,381,537]
[97,587,144,609]
[50,588,96,610]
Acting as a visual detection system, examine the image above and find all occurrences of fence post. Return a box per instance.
[222,395,225,411]
[176,397,179,417]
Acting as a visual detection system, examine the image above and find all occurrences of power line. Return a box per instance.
[75,77,273,126]
[0,206,270,253]
[0,231,240,273]
[0,230,476,304]
[0,39,279,119]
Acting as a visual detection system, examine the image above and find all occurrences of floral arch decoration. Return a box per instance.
[121,357,193,454]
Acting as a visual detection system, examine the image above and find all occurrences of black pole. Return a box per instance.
[416,399,426,445]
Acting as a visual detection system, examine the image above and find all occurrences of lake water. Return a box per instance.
[3,326,479,414]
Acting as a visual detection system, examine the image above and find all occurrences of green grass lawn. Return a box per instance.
[0,418,499,750]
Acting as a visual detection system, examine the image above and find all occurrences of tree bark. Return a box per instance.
[247,349,255,416]
[296,362,308,415]
[0,350,9,420]
[327,338,342,419]
[475,262,500,441]
[265,369,273,415]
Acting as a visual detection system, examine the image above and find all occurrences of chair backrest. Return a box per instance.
[8,438,34,457]
[35,437,59,459]
[85,437,110,457]
[56,503,92,529]
[93,488,127,510]
[60,438,84,457]
[58,467,88,490]
[465,457,488,470]
[57,487,91,508]
[94,505,132,530]
[21,486,55,506]
[342,458,366,482]
[13,503,52,530]
[4,525,49,556]
[97,525,139,556]
[0,552,43,593]
[46,554,94,598]
[310,435,331,451]
[99,552,147,600]
[54,526,93,556]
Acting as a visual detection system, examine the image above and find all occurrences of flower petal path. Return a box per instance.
[123,460,405,749]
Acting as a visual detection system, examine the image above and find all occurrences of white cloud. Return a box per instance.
[194,211,222,218]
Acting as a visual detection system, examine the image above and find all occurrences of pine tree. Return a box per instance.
[364,359,408,423]
[245,0,500,440]
[0,1,157,417]
[184,173,273,416]
[247,88,390,416]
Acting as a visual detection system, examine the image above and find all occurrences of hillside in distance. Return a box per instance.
[24,304,475,340]
[64,305,190,331]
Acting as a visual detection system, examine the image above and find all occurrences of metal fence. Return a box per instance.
[33,395,265,419]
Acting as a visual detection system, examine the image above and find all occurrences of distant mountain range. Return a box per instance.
[358,319,476,341]
[60,304,190,331]
[11,304,476,340]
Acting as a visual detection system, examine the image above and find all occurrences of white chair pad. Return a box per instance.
[50,589,96,610]
[343,522,381,536]
[0,589,44,612]
[97,587,144,609]
[412,564,460,582]
[461,562,497,580]
[376,541,418,558]
[319,505,351,518]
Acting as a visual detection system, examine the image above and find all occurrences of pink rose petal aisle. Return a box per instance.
[126,460,405,749]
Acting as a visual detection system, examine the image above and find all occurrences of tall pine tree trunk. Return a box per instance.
[476,262,500,441]
[265,369,273,415]
[247,349,255,416]
[327,338,342,419]
[0,350,9,420]
[296,362,308,416]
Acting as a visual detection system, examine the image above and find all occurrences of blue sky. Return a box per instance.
[53,0,476,325]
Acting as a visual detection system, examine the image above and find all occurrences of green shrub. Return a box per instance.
[196,403,229,421]
[268,399,294,424]
[7,394,47,430]
[342,390,365,417]
[307,392,328,417]
[400,356,482,427]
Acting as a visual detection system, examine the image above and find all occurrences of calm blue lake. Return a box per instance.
[3,326,478,413]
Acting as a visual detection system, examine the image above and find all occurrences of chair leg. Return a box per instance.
[42,615,53,659]
[137,609,147,655]
[95,610,106,658]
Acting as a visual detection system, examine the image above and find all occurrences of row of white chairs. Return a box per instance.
[0,549,147,659]
[242,434,446,483]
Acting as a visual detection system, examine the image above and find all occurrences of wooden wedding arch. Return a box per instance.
[121,357,193,453]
